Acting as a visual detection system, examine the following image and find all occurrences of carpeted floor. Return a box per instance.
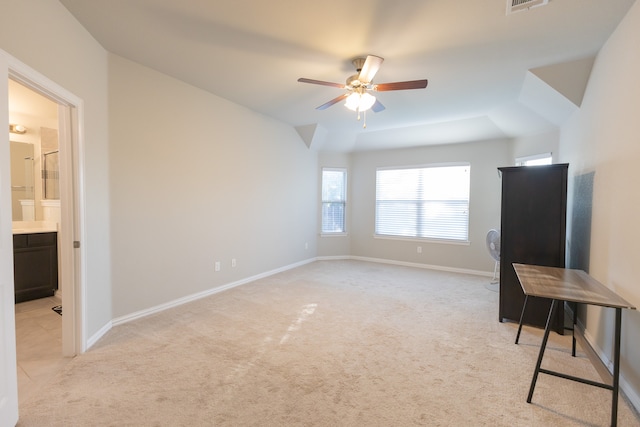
[17,260,640,426]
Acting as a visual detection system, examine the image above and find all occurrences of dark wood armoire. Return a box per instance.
[498,163,568,334]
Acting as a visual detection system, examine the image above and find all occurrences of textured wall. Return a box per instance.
[560,0,640,408]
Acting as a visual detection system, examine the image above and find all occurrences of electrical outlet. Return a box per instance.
[305,242,309,250]
[231,258,237,268]
[417,246,422,254]
[215,261,221,272]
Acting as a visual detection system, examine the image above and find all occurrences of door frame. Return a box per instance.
[0,50,19,427]
[3,49,87,355]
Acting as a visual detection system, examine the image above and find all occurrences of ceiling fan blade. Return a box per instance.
[357,55,384,83]
[371,99,385,113]
[374,79,428,91]
[316,94,349,110]
[298,78,345,88]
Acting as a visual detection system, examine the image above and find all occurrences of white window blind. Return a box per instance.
[321,168,347,233]
[375,164,470,241]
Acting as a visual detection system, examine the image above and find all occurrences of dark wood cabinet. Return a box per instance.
[13,232,59,303]
[498,164,568,334]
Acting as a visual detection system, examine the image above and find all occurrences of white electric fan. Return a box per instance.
[485,229,501,291]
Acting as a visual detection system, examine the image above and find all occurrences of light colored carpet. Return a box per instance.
[17,260,640,426]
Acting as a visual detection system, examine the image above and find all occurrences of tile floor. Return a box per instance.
[14,296,72,404]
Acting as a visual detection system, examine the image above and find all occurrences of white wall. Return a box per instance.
[560,0,640,406]
[108,55,318,318]
[0,0,112,342]
[349,139,510,273]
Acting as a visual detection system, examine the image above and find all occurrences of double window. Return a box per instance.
[321,168,347,234]
[375,164,470,241]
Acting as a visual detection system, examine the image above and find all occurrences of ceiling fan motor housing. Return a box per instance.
[347,57,369,88]
[352,57,366,71]
[346,74,364,89]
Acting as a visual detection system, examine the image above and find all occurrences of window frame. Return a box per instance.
[374,162,471,244]
[320,167,347,235]
[515,152,553,166]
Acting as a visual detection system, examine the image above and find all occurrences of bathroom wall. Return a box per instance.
[8,80,58,220]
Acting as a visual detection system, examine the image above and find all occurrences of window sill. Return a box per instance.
[320,232,348,237]
[373,234,470,246]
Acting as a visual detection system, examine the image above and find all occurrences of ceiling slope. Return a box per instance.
[59,0,636,151]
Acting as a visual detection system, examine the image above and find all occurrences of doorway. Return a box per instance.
[9,79,67,402]
[1,49,86,424]
[7,69,84,358]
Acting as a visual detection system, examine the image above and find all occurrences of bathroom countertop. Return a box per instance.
[12,221,58,235]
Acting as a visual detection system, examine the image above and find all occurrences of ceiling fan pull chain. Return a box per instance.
[355,108,367,128]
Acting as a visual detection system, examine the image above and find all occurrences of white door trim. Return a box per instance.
[0,50,19,427]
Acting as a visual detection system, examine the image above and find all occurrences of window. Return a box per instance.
[515,152,552,166]
[321,168,347,234]
[375,164,470,241]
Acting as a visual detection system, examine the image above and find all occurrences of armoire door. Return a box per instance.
[498,164,568,333]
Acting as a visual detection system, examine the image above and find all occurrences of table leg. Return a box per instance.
[527,299,558,403]
[515,295,529,344]
[611,307,622,427]
[572,302,577,357]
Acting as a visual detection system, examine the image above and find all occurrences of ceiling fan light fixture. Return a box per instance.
[345,92,376,112]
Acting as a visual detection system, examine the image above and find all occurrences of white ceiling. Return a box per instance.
[59,0,636,152]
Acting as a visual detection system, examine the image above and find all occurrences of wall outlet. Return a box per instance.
[215,261,221,272]
[417,246,422,254]
[231,258,237,268]
[305,242,309,250]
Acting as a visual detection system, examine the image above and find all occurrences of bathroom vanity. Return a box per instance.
[12,222,59,303]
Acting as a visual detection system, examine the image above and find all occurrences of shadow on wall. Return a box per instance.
[569,171,595,272]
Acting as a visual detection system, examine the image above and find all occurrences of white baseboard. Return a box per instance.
[86,320,113,350]
[110,258,316,328]
[317,255,494,278]
[104,255,490,340]
[89,257,490,353]
[578,318,640,414]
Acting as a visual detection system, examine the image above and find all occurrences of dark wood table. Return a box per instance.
[512,263,636,427]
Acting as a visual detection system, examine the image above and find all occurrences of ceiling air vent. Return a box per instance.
[507,0,549,14]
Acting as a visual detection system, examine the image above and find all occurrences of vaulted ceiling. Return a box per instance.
[59,0,636,151]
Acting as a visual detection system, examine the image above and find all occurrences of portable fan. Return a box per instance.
[486,229,501,285]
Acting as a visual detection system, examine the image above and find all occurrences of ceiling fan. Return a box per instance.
[298,55,428,127]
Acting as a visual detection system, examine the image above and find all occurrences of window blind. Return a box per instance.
[375,164,470,241]
[321,168,347,233]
